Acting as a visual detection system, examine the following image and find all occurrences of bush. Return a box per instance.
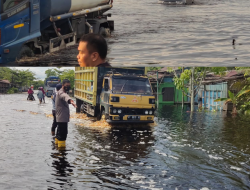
[7,87,18,94]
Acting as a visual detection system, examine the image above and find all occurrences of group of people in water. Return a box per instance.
[27,87,46,104]
[27,79,77,148]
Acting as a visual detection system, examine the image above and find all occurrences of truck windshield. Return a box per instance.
[112,78,152,94]
[2,0,25,13]
[47,82,58,88]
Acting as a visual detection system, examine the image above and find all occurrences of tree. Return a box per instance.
[0,67,13,81]
[45,68,63,78]
[59,69,75,89]
[0,68,36,89]
[214,90,250,114]
[168,67,230,111]
[33,80,45,90]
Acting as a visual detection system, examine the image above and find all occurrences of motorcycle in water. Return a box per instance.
[27,93,36,101]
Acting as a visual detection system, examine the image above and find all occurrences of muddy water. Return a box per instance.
[15,0,250,66]
[1,93,250,189]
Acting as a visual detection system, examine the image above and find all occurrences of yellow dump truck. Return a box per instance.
[74,67,155,123]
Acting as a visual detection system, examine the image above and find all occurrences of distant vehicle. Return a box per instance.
[74,67,156,124]
[0,0,114,64]
[44,76,60,97]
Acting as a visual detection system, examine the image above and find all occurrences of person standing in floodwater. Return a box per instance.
[51,83,62,136]
[37,87,44,104]
[55,79,77,148]
[40,87,45,103]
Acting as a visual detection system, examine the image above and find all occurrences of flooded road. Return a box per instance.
[1,93,250,189]
[15,0,250,66]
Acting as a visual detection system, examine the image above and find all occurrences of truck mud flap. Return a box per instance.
[49,32,76,53]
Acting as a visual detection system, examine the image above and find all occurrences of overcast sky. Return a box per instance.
[13,67,75,80]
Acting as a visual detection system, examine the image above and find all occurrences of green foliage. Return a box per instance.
[239,101,250,114]
[236,67,250,77]
[0,68,36,90]
[32,80,45,90]
[147,67,163,71]
[7,87,18,94]
[59,69,75,89]
[214,90,250,113]
[0,67,13,80]
[45,68,63,78]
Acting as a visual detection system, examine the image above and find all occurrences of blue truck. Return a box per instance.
[44,76,60,97]
[0,0,114,64]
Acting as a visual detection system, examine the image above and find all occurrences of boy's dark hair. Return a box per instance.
[63,79,70,85]
[80,33,107,59]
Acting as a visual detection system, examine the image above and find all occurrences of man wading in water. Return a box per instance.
[51,83,62,136]
[77,33,111,67]
[55,79,77,148]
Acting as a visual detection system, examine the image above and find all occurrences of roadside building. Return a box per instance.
[148,68,194,105]
[199,70,245,111]
[0,80,11,94]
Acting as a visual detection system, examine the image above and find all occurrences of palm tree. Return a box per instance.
[214,89,250,113]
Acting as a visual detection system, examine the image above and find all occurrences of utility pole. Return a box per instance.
[182,67,184,109]
[190,67,195,112]
[157,70,159,109]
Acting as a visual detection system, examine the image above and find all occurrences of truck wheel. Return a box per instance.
[76,99,82,113]
[18,45,35,60]
[99,27,111,37]
[97,110,102,120]
[97,109,106,121]
[101,110,106,120]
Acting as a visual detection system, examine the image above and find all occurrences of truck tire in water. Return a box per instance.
[99,27,110,37]
[76,99,83,113]
[18,45,35,60]
[97,109,106,121]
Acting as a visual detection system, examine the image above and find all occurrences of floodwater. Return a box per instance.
[16,0,250,66]
[1,93,250,189]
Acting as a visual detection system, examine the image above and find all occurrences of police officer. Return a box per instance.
[55,79,77,148]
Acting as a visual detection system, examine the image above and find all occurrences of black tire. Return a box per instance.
[97,108,106,121]
[76,99,82,113]
[99,27,110,37]
[18,45,35,59]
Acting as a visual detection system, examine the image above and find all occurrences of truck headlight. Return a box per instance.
[118,109,122,114]
[149,98,155,104]
[111,96,120,102]
[113,109,117,114]
[149,110,153,115]
[145,110,149,115]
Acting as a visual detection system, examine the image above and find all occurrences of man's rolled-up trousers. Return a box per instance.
[56,122,68,141]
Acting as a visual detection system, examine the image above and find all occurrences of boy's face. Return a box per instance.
[77,42,99,67]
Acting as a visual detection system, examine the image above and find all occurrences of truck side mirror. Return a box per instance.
[104,84,109,91]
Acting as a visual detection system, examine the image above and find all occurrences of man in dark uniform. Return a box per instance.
[55,79,77,148]
[77,33,111,67]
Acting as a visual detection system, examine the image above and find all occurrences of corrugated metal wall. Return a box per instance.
[199,82,228,111]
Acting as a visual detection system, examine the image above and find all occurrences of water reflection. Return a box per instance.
[2,94,250,189]
[47,148,75,190]
[72,125,155,189]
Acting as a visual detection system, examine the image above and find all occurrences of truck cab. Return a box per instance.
[44,76,60,97]
[0,0,40,63]
[100,73,155,123]
[75,67,155,124]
